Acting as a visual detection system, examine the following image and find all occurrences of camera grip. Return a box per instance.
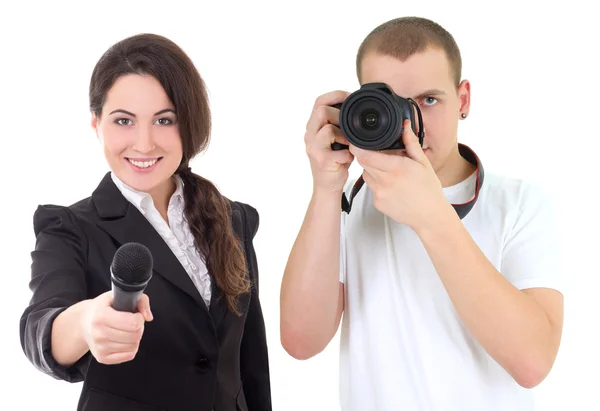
[331,142,348,151]
[330,103,349,151]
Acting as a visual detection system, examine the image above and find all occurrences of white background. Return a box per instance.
[1,0,598,410]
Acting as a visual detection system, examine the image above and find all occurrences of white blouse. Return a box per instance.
[111,172,212,306]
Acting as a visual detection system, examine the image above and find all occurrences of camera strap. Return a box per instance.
[341,143,485,220]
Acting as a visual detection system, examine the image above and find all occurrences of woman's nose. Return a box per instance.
[132,125,156,153]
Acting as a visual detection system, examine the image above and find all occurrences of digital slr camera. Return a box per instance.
[332,82,424,151]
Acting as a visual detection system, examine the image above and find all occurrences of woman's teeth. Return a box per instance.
[128,158,158,168]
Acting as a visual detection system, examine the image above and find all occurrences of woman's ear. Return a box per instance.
[91,113,99,138]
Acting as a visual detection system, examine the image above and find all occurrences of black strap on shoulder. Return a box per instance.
[341,143,484,220]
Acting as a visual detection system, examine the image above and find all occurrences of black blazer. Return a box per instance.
[19,172,271,411]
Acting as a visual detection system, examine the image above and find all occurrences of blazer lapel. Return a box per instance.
[91,172,209,312]
[208,279,227,329]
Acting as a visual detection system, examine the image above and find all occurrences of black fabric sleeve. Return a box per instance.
[19,205,91,382]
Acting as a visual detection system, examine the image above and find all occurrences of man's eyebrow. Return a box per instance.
[411,89,447,100]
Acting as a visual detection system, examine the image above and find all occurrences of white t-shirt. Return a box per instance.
[338,170,562,411]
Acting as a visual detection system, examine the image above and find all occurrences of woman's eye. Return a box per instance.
[156,118,174,125]
[115,118,132,126]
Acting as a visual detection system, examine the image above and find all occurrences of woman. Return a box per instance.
[19,33,271,411]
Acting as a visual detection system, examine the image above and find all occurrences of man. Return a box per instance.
[280,16,563,411]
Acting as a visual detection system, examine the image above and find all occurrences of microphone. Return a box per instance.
[110,242,153,313]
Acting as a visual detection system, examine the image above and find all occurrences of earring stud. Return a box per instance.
[461,113,467,119]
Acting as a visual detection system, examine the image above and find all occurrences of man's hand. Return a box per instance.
[349,119,451,230]
[305,91,354,194]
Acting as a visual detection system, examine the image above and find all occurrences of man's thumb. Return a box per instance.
[402,120,429,166]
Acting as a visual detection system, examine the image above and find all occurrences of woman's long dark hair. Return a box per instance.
[89,33,250,315]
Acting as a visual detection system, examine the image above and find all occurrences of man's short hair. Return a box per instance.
[356,16,462,88]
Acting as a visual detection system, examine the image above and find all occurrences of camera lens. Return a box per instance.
[339,84,404,150]
[361,111,379,129]
[348,97,390,142]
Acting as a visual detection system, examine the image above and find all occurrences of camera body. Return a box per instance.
[331,82,423,151]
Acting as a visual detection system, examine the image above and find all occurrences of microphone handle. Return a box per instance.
[111,283,144,313]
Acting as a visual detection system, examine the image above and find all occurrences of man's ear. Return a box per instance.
[457,79,471,119]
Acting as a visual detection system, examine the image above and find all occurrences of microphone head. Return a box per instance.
[111,242,153,285]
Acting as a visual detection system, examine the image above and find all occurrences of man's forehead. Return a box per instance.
[360,49,454,97]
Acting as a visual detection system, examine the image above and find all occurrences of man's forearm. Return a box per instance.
[280,189,343,358]
[415,204,560,388]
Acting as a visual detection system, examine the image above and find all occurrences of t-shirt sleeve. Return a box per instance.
[501,182,564,292]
